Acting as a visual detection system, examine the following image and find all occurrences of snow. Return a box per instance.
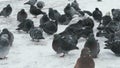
[0,0,120,68]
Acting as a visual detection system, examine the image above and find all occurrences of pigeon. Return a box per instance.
[104,33,115,44]
[58,14,71,25]
[37,1,45,9]
[16,19,34,33]
[82,18,94,29]
[97,16,112,30]
[111,9,120,21]
[30,5,46,18]
[105,30,120,49]
[29,27,44,42]
[0,28,14,46]
[53,10,61,21]
[64,3,79,20]
[112,31,120,41]
[81,27,93,38]
[97,20,118,38]
[74,47,95,68]
[24,0,37,5]
[48,8,55,20]
[0,4,12,17]
[48,8,61,21]
[40,14,50,25]
[97,12,112,30]
[52,34,79,57]
[81,18,94,38]
[40,20,58,35]
[48,8,57,20]
[17,9,27,23]
[84,33,100,58]
[63,20,83,39]
[104,20,119,36]
[59,22,83,39]
[92,8,102,22]
[71,0,81,12]
[104,36,115,49]
[105,40,120,56]
[102,12,112,26]
[0,34,10,59]
[63,20,93,39]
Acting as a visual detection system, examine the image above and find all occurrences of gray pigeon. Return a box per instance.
[71,0,81,12]
[29,27,44,42]
[0,28,14,46]
[92,8,102,22]
[64,3,79,19]
[58,14,71,25]
[111,9,120,21]
[30,5,46,18]
[82,18,94,29]
[53,10,61,21]
[24,0,37,5]
[48,8,61,21]
[48,8,55,20]
[52,34,79,57]
[40,14,50,25]
[0,4,12,17]
[0,34,10,59]
[16,19,34,33]
[17,9,27,23]
[40,20,58,35]
[84,33,100,58]
[104,31,120,53]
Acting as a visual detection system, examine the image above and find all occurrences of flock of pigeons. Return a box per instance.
[0,0,120,68]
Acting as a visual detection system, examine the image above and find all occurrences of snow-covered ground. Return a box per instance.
[0,0,120,68]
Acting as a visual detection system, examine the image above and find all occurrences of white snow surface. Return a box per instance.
[0,0,120,68]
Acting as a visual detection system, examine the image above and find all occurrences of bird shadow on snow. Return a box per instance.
[13,30,28,34]
[50,52,78,59]
[29,39,47,46]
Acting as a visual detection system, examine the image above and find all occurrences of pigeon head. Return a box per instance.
[95,8,99,11]
[0,35,9,47]
[42,14,49,20]
[2,28,9,34]
[73,0,78,4]
[81,47,91,57]
[7,4,11,7]
[111,9,115,12]
[74,0,77,2]
[54,10,58,13]
[43,14,48,18]
[21,9,25,12]
[66,3,71,9]
[49,8,54,12]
